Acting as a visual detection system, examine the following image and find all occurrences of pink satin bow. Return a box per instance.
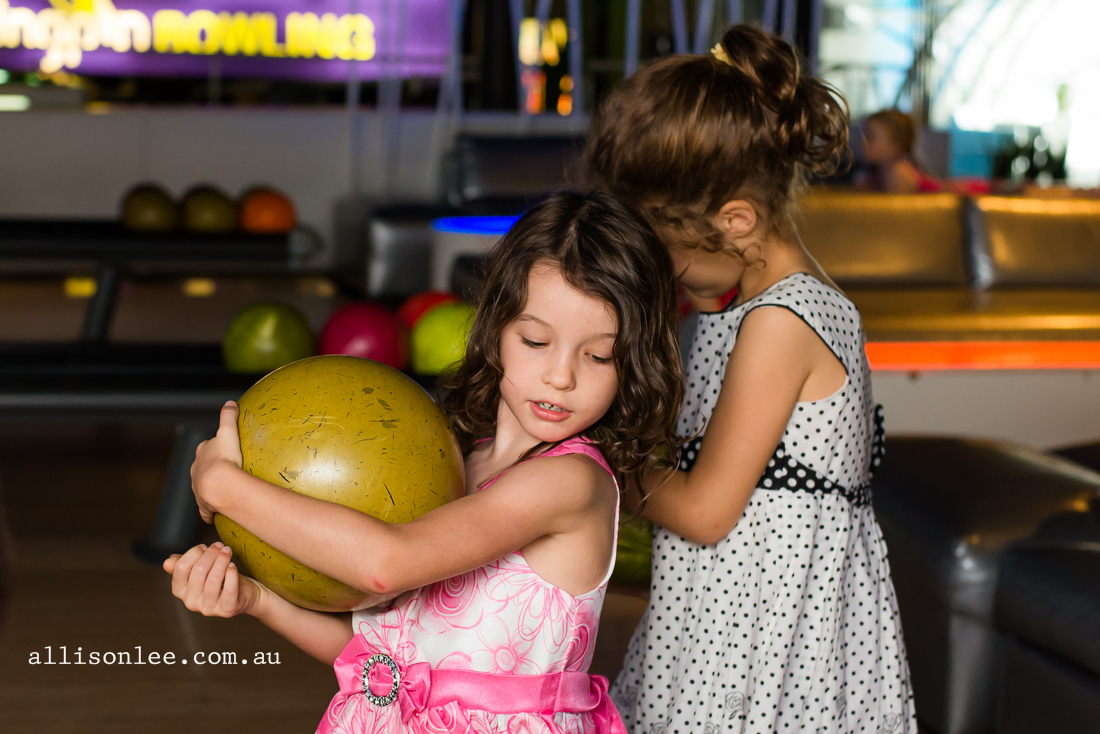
[365,659,432,723]
[585,675,628,734]
[326,635,627,733]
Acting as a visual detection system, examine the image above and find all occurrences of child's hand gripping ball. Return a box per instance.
[163,543,264,619]
[191,402,245,525]
[213,355,465,612]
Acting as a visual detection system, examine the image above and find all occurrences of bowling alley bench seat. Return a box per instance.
[801,192,1100,345]
[820,192,1100,732]
[869,437,1100,734]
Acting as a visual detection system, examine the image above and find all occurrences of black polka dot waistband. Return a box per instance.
[678,436,872,507]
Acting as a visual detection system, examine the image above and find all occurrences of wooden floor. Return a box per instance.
[0,422,648,733]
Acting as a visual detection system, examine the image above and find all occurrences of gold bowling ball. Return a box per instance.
[214,355,464,611]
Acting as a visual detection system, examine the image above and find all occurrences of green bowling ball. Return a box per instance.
[215,355,465,611]
[223,302,315,374]
[410,301,476,375]
[611,514,654,586]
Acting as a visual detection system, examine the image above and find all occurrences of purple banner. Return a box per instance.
[0,1,449,81]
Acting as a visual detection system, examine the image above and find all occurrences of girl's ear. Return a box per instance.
[711,199,759,240]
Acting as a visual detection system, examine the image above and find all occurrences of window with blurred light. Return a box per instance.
[820,0,1100,185]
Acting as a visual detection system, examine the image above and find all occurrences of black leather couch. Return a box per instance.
[871,437,1100,734]
[0,476,10,632]
[994,507,1100,734]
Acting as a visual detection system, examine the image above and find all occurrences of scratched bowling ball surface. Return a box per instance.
[214,355,465,611]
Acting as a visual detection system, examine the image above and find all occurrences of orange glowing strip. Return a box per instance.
[866,341,1100,371]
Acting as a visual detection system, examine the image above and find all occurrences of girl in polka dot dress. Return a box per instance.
[587,25,916,734]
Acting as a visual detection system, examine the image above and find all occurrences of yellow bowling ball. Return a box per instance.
[214,355,464,611]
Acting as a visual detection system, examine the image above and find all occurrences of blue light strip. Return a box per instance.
[431,216,521,235]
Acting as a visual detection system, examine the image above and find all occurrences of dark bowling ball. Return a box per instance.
[181,185,237,233]
[121,184,178,231]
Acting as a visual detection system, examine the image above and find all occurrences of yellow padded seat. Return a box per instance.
[969,197,1100,287]
[800,191,1100,341]
[799,190,969,286]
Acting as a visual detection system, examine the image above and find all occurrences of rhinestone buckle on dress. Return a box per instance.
[361,652,401,707]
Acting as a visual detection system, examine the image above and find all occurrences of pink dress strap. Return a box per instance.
[478,436,616,491]
[538,437,616,479]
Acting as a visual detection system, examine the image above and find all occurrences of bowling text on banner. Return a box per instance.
[0,0,448,80]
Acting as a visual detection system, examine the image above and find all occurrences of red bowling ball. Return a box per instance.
[398,291,460,331]
[319,302,408,370]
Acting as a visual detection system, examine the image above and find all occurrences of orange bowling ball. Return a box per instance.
[239,188,296,233]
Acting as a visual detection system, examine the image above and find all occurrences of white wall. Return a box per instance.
[0,108,452,268]
[873,370,1100,450]
[0,107,589,269]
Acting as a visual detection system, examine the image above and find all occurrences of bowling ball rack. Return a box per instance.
[0,219,316,561]
[0,219,318,341]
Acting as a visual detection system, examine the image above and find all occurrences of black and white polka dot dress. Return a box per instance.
[611,273,916,734]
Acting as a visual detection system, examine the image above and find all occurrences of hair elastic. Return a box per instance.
[711,43,732,65]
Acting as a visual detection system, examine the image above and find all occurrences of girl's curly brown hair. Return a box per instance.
[586,24,850,252]
[441,190,683,493]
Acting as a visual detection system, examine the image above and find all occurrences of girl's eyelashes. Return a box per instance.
[519,334,614,364]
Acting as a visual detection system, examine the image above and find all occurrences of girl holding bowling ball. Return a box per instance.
[586,24,916,733]
[164,190,683,733]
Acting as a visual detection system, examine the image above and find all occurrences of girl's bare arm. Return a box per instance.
[195,429,612,597]
[640,306,834,544]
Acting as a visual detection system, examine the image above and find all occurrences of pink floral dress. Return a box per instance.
[317,438,620,734]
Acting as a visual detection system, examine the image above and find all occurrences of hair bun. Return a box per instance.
[586,23,852,239]
[717,25,849,176]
